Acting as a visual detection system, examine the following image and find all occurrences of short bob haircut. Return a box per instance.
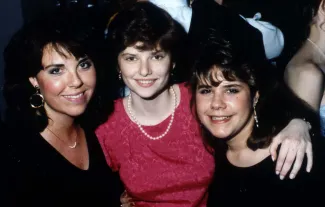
[106,1,187,92]
[190,30,319,151]
[3,9,115,132]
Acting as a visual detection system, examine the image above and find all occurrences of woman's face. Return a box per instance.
[195,67,256,140]
[118,42,173,99]
[29,44,96,119]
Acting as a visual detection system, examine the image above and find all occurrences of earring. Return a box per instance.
[118,71,122,80]
[253,104,259,128]
[29,86,44,108]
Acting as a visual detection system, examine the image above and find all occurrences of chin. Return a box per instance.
[65,107,88,117]
[207,128,231,139]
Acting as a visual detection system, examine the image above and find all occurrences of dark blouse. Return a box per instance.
[207,138,325,206]
[4,127,123,206]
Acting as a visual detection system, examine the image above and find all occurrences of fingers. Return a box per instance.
[287,145,305,179]
[120,203,135,207]
[274,140,289,178]
[120,190,135,207]
[269,135,281,161]
[305,141,313,173]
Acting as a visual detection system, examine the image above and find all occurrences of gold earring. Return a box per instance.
[253,104,259,128]
[30,86,44,108]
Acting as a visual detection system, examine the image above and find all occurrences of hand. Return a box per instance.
[269,119,313,180]
[120,190,135,207]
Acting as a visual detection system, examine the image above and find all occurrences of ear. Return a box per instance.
[29,77,39,88]
[253,91,260,106]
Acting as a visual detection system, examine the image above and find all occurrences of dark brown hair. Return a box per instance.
[190,33,319,151]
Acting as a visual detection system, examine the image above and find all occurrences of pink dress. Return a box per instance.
[96,83,215,207]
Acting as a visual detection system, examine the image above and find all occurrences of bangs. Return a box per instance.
[195,65,239,87]
[46,42,87,60]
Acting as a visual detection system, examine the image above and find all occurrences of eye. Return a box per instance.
[198,89,211,94]
[152,54,165,60]
[125,56,137,61]
[79,60,92,69]
[226,88,239,94]
[48,67,62,75]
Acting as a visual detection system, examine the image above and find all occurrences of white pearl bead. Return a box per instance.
[127,86,177,140]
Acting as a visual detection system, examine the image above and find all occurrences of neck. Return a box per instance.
[226,116,270,167]
[130,86,174,117]
[226,115,255,152]
[308,24,325,62]
[45,105,78,138]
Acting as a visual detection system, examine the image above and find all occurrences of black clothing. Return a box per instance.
[208,138,325,206]
[5,127,123,206]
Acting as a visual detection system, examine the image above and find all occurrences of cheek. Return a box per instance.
[227,95,252,114]
[119,62,138,78]
[150,60,171,76]
[39,79,65,96]
[82,69,97,89]
[195,95,210,117]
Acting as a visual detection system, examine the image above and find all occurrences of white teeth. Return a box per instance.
[64,93,83,99]
[138,80,154,84]
[211,116,230,120]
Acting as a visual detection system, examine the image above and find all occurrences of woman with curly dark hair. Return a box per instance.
[3,9,122,206]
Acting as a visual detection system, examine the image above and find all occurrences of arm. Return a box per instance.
[284,62,324,111]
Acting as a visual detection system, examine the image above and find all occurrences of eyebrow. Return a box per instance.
[151,50,164,54]
[43,64,64,70]
[197,84,212,90]
[197,83,243,89]
[78,57,90,63]
[120,53,136,57]
[222,83,243,88]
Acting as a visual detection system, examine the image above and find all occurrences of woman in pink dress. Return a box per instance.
[96,2,313,206]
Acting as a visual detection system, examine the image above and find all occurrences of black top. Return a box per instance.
[208,138,325,206]
[4,127,123,206]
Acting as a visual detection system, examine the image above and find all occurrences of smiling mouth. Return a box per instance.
[210,116,231,123]
[211,116,230,120]
[135,79,156,87]
[62,92,86,103]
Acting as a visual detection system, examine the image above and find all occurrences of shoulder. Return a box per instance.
[95,98,128,140]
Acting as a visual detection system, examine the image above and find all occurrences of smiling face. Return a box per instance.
[195,66,257,141]
[118,42,173,99]
[29,44,96,119]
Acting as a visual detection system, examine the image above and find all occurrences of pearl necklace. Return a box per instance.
[127,86,177,140]
[46,127,78,149]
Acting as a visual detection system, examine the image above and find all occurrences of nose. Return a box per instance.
[210,93,226,110]
[68,71,83,88]
[139,60,152,77]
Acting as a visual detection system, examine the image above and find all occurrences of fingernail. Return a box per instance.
[280,175,284,180]
[271,156,275,161]
[289,173,295,179]
[275,171,279,175]
[307,168,311,173]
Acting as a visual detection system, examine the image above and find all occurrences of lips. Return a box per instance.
[62,92,86,104]
[135,79,156,87]
[210,116,231,124]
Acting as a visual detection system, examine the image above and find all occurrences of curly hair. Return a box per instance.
[3,9,115,132]
[190,31,319,151]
